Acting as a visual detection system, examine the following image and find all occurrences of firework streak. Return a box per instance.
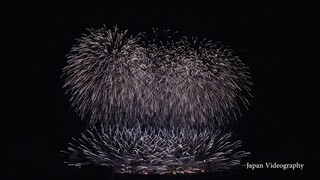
[62,26,252,174]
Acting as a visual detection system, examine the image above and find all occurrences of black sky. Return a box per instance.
[2,1,319,179]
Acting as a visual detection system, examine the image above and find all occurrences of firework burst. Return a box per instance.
[62,26,252,175]
[63,26,251,128]
[62,125,249,175]
[63,26,150,127]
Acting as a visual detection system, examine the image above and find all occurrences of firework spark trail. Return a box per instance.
[63,26,252,128]
[62,125,250,174]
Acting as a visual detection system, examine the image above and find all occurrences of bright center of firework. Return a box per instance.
[62,26,252,175]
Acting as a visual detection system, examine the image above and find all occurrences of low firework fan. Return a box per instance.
[62,26,252,175]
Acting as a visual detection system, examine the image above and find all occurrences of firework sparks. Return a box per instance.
[62,26,252,174]
[62,125,249,175]
[63,26,251,128]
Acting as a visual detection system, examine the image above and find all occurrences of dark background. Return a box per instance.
[2,1,318,179]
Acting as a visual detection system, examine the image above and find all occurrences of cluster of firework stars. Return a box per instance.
[62,26,252,175]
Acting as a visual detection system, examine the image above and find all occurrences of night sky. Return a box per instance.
[2,1,318,179]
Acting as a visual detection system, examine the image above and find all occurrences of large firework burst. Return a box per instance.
[63,26,251,128]
[62,26,252,175]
